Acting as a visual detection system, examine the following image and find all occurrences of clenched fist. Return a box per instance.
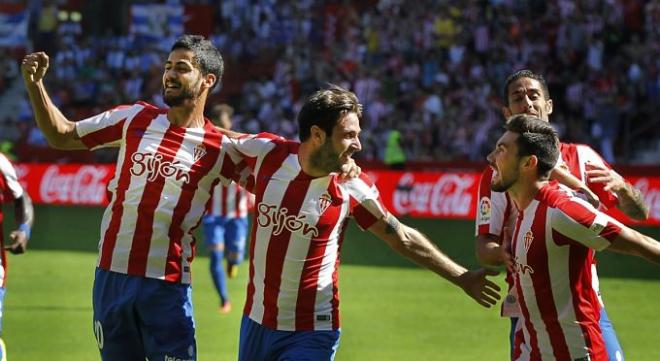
[21,51,50,84]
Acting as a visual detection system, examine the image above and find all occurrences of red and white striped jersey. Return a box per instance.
[76,101,237,284]
[511,181,622,361]
[223,132,388,331]
[475,142,621,316]
[0,153,24,288]
[206,182,253,219]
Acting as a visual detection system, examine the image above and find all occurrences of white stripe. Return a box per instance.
[0,153,23,199]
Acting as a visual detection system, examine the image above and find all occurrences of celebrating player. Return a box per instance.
[22,35,237,361]
[0,152,34,360]
[486,114,660,360]
[202,104,253,313]
[221,85,501,361]
[475,69,649,360]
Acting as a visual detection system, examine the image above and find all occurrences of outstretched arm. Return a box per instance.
[6,193,34,254]
[369,214,501,308]
[607,226,660,265]
[550,166,600,208]
[21,52,85,150]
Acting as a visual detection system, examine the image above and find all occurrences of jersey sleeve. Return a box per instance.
[0,153,24,202]
[345,173,389,230]
[551,195,623,251]
[475,167,509,238]
[75,103,144,150]
[219,132,283,187]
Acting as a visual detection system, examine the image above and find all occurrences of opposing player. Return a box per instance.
[222,85,501,361]
[22,35,235,360]
[486,114,660,360]
[203,104,253,313]
[475,70,649,360]
[0,152,34,361]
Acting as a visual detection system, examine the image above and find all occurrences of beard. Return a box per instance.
[490,167,519,192]
[310,140,343,174]
[163,78,201,107]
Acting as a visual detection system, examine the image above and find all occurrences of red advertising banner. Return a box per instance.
[14,163,114,206]
[13,164,660,226]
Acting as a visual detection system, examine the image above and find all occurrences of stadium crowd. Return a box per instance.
[0,0,658,164]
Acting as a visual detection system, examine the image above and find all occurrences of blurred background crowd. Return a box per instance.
[0,0,658,166]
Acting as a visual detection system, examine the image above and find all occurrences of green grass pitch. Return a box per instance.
[2,205,659,360]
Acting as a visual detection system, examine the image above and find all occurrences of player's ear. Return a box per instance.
[310,125,326,145]
[502,106,512,119]
[522,155,538,173]
[203,73,217,90]
[545,98,553,115]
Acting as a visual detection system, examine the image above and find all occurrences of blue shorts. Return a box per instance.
[238,315,340,361]
[92,268,196,361]
[202,216,248,259]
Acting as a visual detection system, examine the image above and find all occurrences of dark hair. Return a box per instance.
[504,114,559,177]
[502,69,550,106]
[297,84,362,141]
[171,35,224,90]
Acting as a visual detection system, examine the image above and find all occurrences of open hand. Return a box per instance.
[457,268,502,308]
[585,162,625,193]
[21,52,50,84]
[338,158,361,180]
[5,229,28,254]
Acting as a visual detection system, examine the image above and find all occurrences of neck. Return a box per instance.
[508,177,547,211]
[298,141,328,178]
[167,97,207,128]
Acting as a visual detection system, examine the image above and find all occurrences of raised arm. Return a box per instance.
[6,193,34,254]
[21,52,85,150]
[586,162,649,220]
[550,165,600,208]
[606,226,660,265]
[368,214,501,308]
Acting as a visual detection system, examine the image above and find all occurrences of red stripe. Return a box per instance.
[221,184,229,217]
[332,221,349,329]
[261,172,312,329]
[477,167,493,235]
[164,127,223,282]
[512,213,542,361]
[244,138,289,318]
[568,244,608,360]
[98,108,155,270]
[0,225,6,287]
[127,124,187,276]
[295,182,343,330]
[234,185,241,217]
[80,118,126,149]
[527,203,572,359]
[502,192,515,290]
[560,143,582,180]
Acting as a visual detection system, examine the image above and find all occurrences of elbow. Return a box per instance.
[626,207,650,222]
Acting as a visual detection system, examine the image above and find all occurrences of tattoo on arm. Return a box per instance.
[385,215,400,234]
[618,183,649,220]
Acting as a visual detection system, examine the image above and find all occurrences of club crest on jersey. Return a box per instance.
[193,144,207,163]
[130,152,191,183]
[523,230,534,252]
[257,203,319,237]
[318,193,332,215]
[478,197,491,224]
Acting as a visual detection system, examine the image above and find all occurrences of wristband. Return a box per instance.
[18,223,31,239]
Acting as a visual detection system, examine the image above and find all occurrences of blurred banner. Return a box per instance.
[14,164,659,226]
[130,4,183,40]
[0,10,28,47]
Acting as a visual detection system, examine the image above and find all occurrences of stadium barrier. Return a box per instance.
[14,163,660,226]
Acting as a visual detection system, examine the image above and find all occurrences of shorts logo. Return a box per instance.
[93,320,104,350]
[524,230,534,252]
[478,197,491,224]
[257,203,319,237]
[318,193,332,215]
[193,144,207,163]
[130,152,191,184]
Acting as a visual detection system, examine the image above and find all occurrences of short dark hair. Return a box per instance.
[502,69,550,106]
[171,35,224,90]
[297,85,362,142]
[504,114,559,177]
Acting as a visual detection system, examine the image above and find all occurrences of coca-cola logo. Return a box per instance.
[633,178,659,221]
[256,203,319,238]
[40,166,109,204]
[130,152,190,184]
[392,173,474,216]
